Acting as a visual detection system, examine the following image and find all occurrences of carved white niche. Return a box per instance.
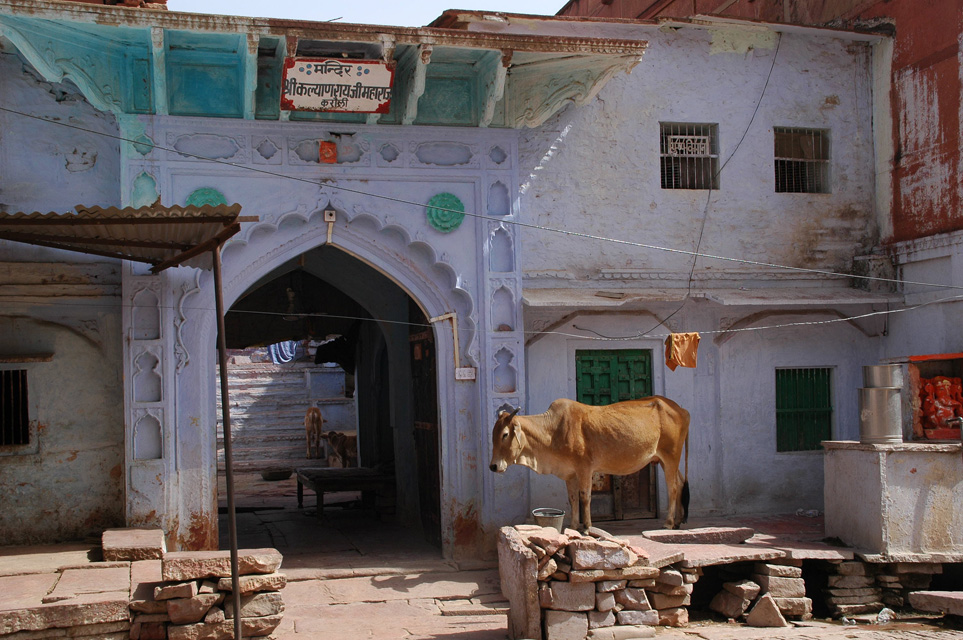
[493,347,517,394]
[132,288,160,340]
[492,286,515,332]
[133,350,162,403]
[489,226,514,273]
[487,181,510,216]
[133,410,163,460]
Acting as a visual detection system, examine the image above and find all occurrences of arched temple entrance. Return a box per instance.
[217,244,442,544]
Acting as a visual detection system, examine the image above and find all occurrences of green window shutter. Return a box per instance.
[576,350,652,406]
[775,367,833,452]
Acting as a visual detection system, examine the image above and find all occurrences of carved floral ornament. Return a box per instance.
[425,192,465,233]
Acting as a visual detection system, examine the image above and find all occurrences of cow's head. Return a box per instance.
[489,407,522,473]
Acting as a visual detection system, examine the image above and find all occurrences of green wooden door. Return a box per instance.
[575,349,657,521]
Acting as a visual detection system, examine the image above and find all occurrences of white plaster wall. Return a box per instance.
[0,52,120,238]
[517,27,876,282]
[0,52,125,544]
[825,443,963,559]
[523,302,880,523]
[0,313,125,544]
[714,312,876,515]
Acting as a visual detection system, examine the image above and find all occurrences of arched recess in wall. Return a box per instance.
[487,181,510,216]
[492,287,515,332]
[493,347,517,393]
[132,289,160,340]
[133,351,162,403]
[133,412,162,460]
[489,226,514,273]
[712,309,878,347]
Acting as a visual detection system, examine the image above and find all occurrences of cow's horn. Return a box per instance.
[508,407,521,419]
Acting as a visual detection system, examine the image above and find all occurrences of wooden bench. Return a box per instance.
[296,467,394,518]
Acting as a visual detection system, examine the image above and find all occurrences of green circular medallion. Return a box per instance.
[426,193,465,233]
[186,187,228,208]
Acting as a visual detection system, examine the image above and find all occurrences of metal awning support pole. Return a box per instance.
[212,245,242,639]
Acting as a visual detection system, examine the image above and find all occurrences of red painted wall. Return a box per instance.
[558,0,963,243]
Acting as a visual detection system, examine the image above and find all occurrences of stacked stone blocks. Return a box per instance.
[709,560,811,627]
[822,560,939,616]
[131,548,286,639]
[499,525,694,640]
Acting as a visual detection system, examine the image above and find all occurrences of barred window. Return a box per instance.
[1,369,30,446]
[774,127,830,193]
[660,123,719,190]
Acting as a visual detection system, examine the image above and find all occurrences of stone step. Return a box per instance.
[908,591,963,616]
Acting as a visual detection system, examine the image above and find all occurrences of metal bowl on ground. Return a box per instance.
[260,468,293,481]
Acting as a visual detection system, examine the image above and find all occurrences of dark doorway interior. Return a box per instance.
[217,245,440,544]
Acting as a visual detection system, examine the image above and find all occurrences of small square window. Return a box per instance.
[1,369,30,446]
[775,367,833,452]
[774,127,830,193]
[660,123,719,190]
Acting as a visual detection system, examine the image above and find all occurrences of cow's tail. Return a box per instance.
[681,428,690,525]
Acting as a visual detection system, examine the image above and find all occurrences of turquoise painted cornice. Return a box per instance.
[0,0,645,127]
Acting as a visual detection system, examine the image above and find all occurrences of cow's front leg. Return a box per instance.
[565,476,581,531]
[578,473,593,532]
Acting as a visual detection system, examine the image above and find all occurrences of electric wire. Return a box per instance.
[0,104,958,293]
[640,32,784,338]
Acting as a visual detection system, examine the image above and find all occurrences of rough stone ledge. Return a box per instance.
[908,591,963,617]
[162,549,282,581]
[0,593,129,635]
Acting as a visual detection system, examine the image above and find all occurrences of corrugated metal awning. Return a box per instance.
[0,204,253,273]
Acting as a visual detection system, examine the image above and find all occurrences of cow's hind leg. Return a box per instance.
[660,459,684,529]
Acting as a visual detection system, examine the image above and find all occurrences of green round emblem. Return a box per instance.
[186,188,228,208]
[426,193,465,233]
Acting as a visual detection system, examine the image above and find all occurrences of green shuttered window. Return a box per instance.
[776,367,833,452]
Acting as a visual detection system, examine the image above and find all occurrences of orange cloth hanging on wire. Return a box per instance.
[665,332,701,371]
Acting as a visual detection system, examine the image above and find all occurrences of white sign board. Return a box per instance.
[281,58,394,114]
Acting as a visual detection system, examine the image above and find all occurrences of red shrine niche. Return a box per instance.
[907,353,963,440]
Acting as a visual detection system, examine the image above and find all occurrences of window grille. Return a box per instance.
[774,127,830,193]
[1,369,30,446]
[660,123,719,190]
[775,367,833,452]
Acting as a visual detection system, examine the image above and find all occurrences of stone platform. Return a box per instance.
[0,531,286,640]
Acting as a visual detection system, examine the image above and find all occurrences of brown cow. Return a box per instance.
[322,431,358,468]
[305,406,324,459]
[489,396,690,531]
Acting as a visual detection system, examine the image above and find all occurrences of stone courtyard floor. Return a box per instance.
[2,472,961,639]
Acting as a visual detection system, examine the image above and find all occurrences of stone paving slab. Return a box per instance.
[45,567,130,602]
[282,598,506,640]
[678,543,787,569]
[0,545,94,578]
[0,574,59,612]
[643,527,755,545]
[285,569,501,606]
